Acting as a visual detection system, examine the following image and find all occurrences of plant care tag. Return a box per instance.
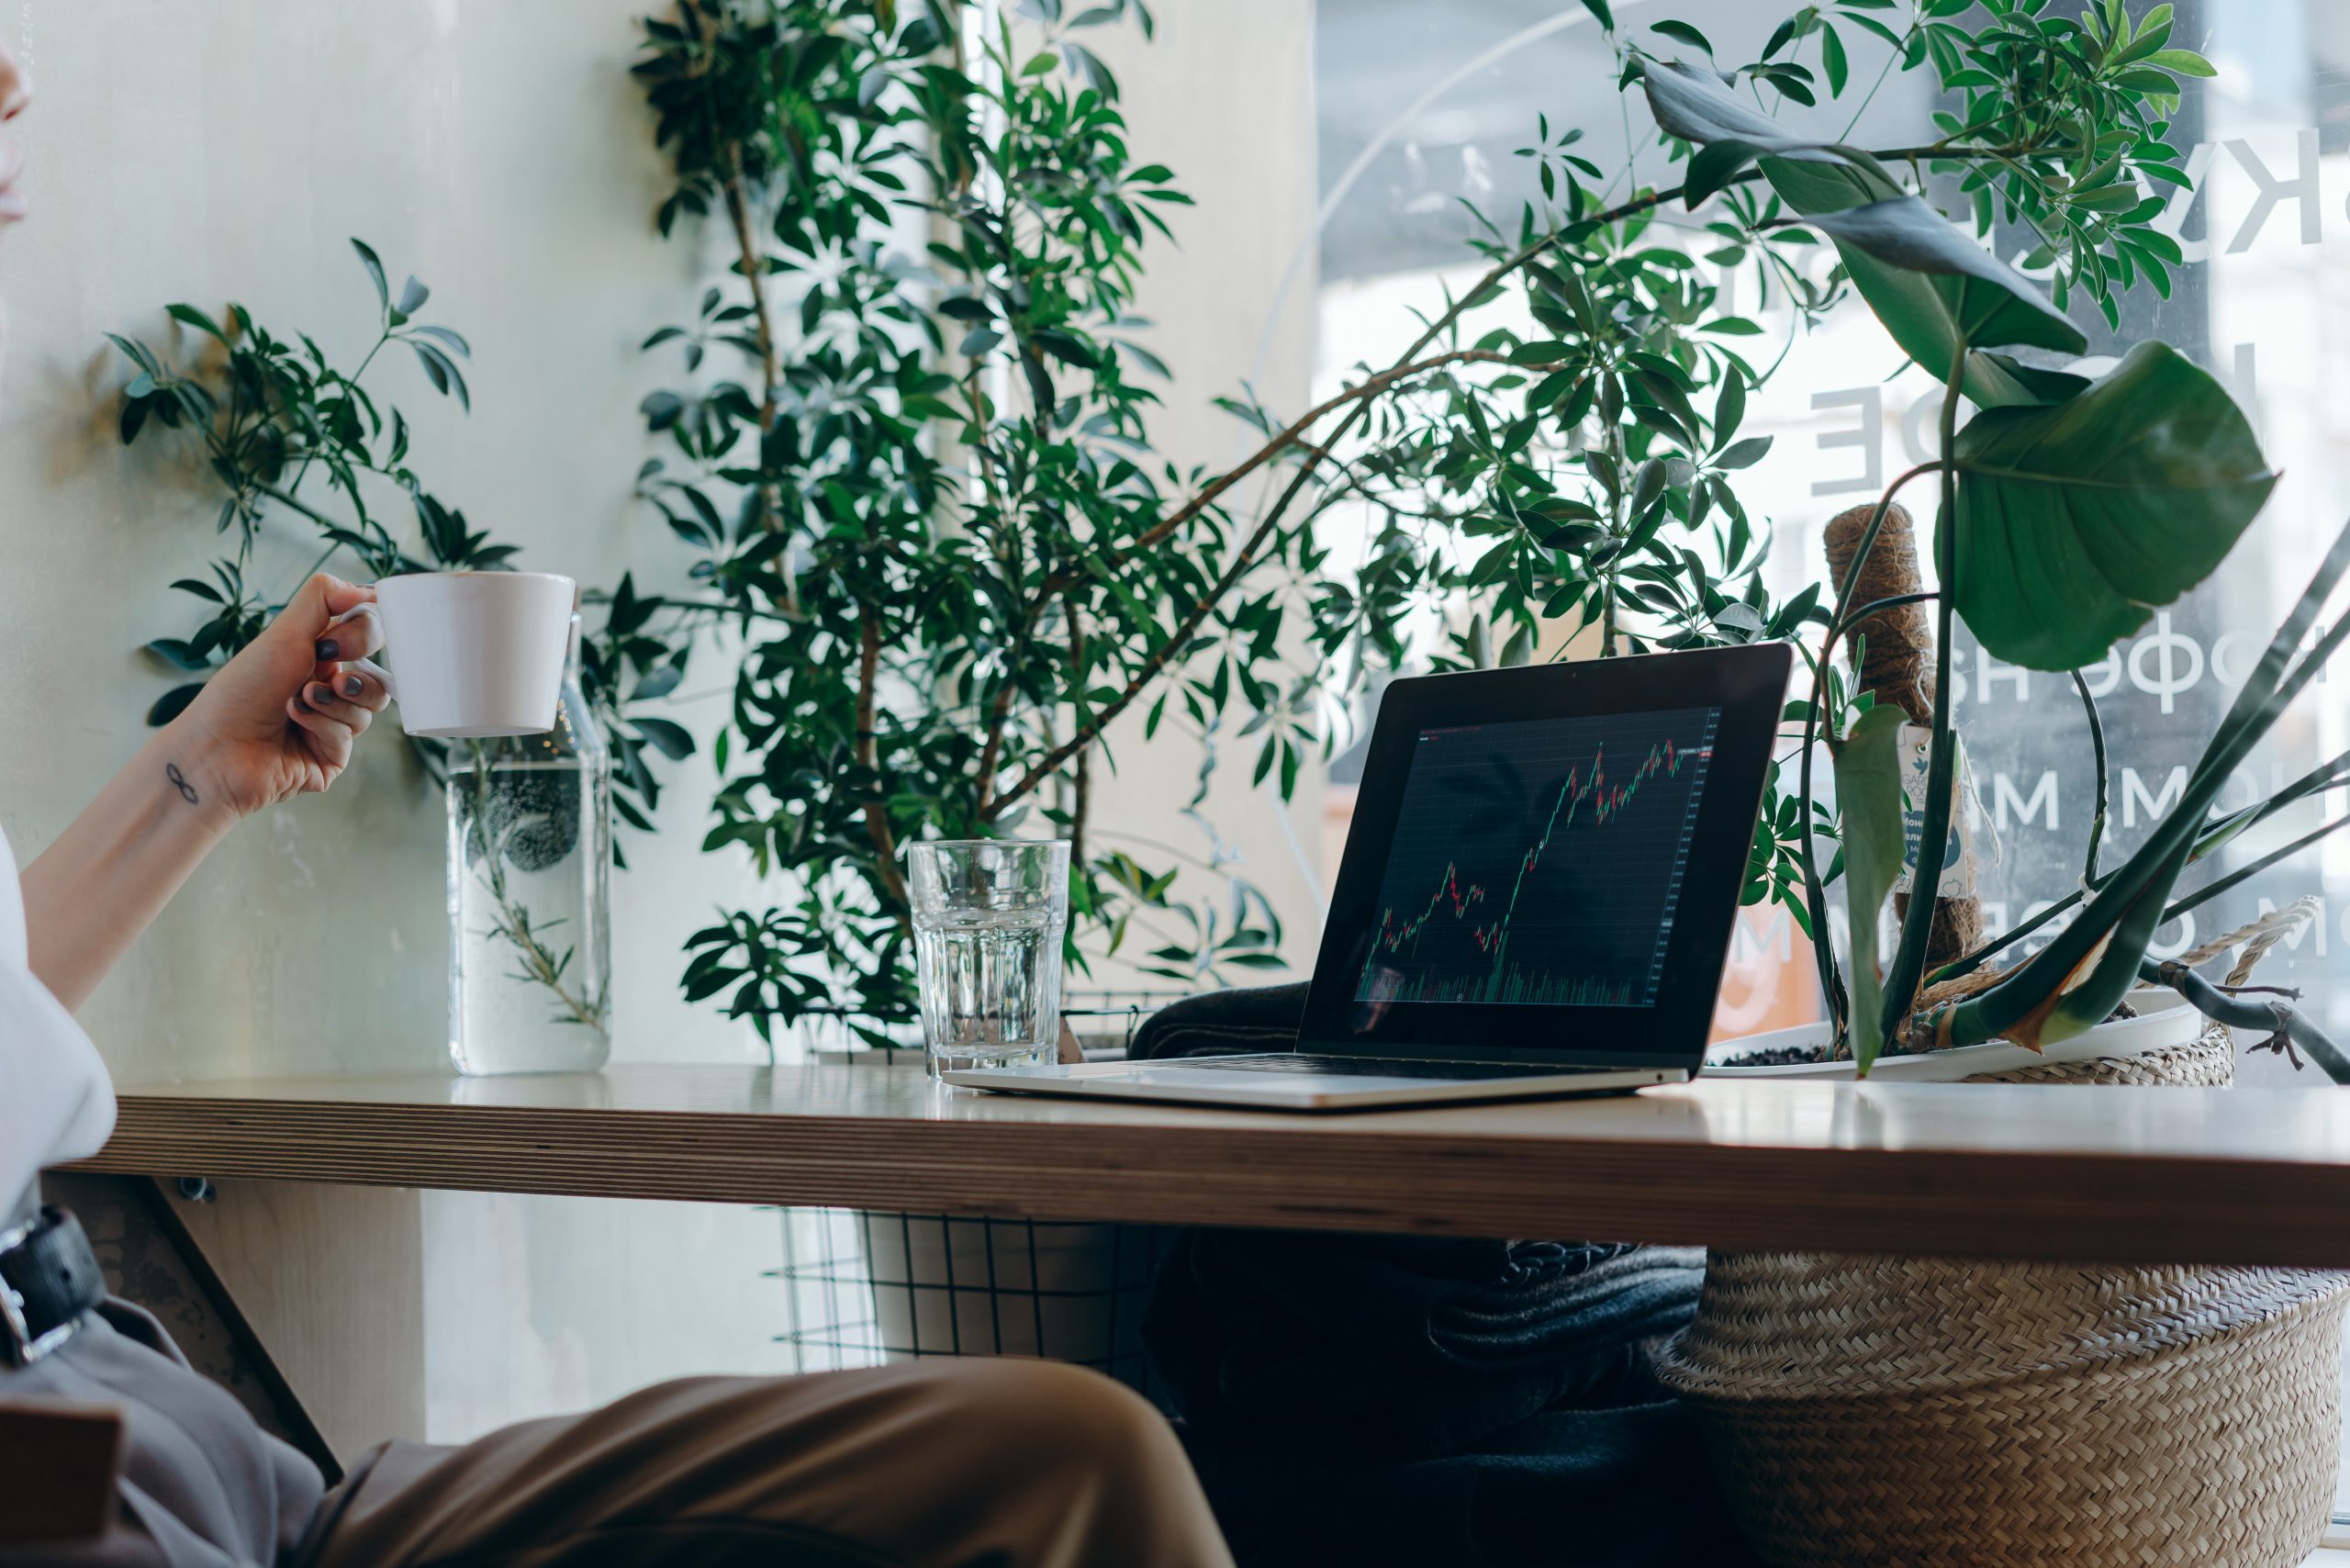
[1891,722,1979,898]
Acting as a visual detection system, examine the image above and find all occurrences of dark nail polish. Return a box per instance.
[310,684,335,707]
[315,639,340,661]
[343,675,364,698]
[294,696,313,714]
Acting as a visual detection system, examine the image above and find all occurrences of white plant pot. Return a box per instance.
[861,1215,1154,1372]
[1707,986,2203,1081]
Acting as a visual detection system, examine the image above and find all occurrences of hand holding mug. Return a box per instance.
[168,573,391,821]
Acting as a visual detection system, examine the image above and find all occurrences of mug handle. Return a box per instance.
[327,602,399,702]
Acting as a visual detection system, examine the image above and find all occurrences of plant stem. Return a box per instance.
[2072,668,2109,886]
[722,173,783,439]
[461,743,606,1030]
[1066,595,1090,870]
[856,610,912,916]
[719,148,802,618]
[2142,956,2350,1083]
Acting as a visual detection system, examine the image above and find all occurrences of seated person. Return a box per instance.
[0,44,1230,1568]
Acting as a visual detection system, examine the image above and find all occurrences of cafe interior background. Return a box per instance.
[2,0,2346,1491]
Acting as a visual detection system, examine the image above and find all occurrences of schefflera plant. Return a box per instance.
[1639,58,2349,1075]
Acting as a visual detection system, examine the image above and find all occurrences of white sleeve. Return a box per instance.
[0,963,117,1203]
[0,825,118,1208]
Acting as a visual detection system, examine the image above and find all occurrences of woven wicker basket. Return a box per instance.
[1658,1023,2350,1568]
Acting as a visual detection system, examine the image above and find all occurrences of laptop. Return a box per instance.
[944,643,1792,1111]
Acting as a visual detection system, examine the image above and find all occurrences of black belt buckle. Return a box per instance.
[0,1207,103,1367]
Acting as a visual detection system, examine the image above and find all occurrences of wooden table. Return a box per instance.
[73,1063,2350,1267]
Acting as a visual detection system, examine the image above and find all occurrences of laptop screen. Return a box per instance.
[1298,646,1787,1066]
[1353,706,1722,1012]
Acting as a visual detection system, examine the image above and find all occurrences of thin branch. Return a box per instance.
[855,611,911,916]
[986,140,2036,819]
[1066,595,1090,870]
[2072,668,2109,886]
[1021,348,1567,619]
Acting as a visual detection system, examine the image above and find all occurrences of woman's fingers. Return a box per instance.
[285,693,358,780]
[265,573,377,665]
[306,666,389,717]
[312,599,384,665]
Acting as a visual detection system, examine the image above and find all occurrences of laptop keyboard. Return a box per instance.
[1162,1054,1591,1081]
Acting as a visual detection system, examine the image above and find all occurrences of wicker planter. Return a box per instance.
[1658,1024,2350,1567]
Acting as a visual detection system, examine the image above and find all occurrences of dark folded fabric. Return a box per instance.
[1136,985,1755,1567]
[1130,981,1309,1062]
[1146,1228,1705,1461]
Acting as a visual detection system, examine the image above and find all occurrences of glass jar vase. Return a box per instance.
[444,613,613,1074]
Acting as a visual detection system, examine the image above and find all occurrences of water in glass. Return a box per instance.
[445,615,613,1075]
[910,841,1069,1078]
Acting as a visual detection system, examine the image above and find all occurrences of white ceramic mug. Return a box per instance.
[370,572,577,738]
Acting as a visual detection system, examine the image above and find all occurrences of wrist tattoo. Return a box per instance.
[164,763,200,805]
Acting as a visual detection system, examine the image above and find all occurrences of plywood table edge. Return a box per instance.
[71,1081,2350,1268]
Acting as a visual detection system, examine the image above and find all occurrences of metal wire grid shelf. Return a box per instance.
[785,986,1186,1063]
[766,1208,1169,1396]
[765,989,1189,1396]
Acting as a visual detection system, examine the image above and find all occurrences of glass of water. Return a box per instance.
[909,840,1070,1080]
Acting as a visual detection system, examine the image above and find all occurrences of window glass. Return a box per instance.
[1310,0,2349,1059]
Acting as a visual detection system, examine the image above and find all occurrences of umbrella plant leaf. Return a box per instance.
[1762,157,2087,403]
[1805,196,2083,354]
[1832,704,1910,1075]
[1639,60,1886,207]
[1947,342,2276,671]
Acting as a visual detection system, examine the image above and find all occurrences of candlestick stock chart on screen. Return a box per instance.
[1354,706,1722,1009]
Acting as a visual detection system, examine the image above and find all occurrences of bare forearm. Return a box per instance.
[22,719,241,1011]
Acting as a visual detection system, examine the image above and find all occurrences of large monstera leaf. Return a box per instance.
[1948,342,2276,671]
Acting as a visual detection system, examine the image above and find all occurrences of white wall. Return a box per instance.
[1055,2,1327,991]
[0,0,766,1085]
[2,0,1317,1442]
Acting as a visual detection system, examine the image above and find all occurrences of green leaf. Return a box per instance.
[631,666,684,702]
[144,637,213,671]
[165,304,229,343]
[1803,196,2083,353]
[1762,157,2087,403]
[2141,47,2216,77]
[630,717,696,761]
[1714,435,1773,469]
[147,682,207,726]
[1651,19,1712,52]
[351,238,389,316]
[1576,0,1613,31]
[1947,342,2276,671]
[1641,60,1890,211]
[1832,704,1909,1074]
